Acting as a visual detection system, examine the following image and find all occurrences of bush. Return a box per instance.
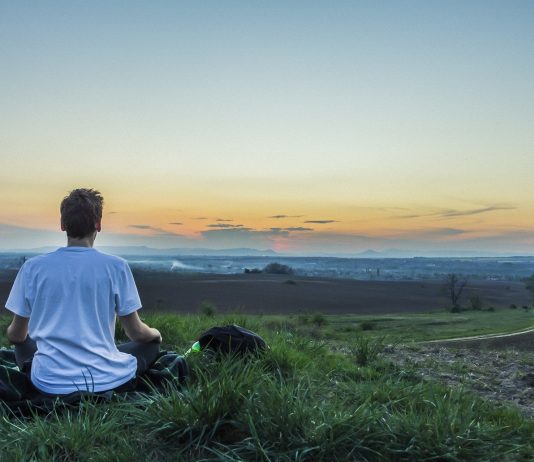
[199,301,217,317]
[349,336,383,366]
[263,262,294,275]
[311,313,327,327]
[360,321,376,331]
[283,279,297,285]
[510,304,517,309]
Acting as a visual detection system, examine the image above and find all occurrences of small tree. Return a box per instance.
[524,274,534,305]
[263,262,294,275]
[445,273,468,311]
[469,292,483,311]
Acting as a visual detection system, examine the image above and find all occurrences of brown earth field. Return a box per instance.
[1,269,530,315]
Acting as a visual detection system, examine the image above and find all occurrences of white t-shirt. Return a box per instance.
[5,246,141,394]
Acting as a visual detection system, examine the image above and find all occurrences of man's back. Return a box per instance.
[6,247,140,394]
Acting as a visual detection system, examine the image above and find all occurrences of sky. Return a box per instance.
[1,1,534,255]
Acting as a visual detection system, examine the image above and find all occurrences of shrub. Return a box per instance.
[263,262,294,275]
[283,279,296,285]
[522,305,530,312]
[350,336,383,366]
[199,301,217,317]
[360,321,376,331]
[311,313,327,327]
[510,304,517,309]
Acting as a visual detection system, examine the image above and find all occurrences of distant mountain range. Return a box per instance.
[352,249,532,258]
[304,249,533,258]
[2,245,532,259]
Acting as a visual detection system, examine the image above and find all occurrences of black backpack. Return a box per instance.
[198,325,267,355]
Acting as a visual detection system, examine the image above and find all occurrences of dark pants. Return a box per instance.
[14,337,160,385]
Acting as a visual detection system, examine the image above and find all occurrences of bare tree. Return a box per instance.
[445,273,468,311]
[524,274,534,305]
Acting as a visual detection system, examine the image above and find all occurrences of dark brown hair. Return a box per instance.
[60,188,104,238]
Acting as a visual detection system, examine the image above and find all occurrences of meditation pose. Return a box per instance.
[4,188,162,395]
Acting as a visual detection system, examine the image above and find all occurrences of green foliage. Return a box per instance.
[348,336,384,366]
[360,321,376,331]
[263,262,294,275]
[311,312,327,327]
[0,316,11,345]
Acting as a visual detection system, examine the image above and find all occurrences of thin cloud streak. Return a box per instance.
[267,227,313,232]
[269,215,303,219]
[128,224,182,236]
[411,228,467,238]
[304,220,338,224]
[397,205,516,220]
[441,206,516,217]
[202,228,289,237]
[206,223,244,229]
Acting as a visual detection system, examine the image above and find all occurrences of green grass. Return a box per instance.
[1,311,533,461]
[293,308,534,344]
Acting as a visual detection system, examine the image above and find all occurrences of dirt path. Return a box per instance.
[421,325,534,351]
[394,325,534,417]
[388,345,534,418]
[423,324,534,344]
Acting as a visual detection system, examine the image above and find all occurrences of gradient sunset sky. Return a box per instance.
[1,1,533,255]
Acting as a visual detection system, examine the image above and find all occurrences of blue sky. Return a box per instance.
[1,1,533,255]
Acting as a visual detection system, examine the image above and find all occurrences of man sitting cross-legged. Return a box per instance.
[4,188,162,395]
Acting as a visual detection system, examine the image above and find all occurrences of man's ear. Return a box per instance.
[60,220,65,231]
[96,220,102,232]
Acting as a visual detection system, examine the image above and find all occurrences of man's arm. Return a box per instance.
[119,311,162,343]
[6,314,29,344]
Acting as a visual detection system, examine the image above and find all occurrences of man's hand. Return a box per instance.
[119,312,163,343]
[149,327,162,344]
[6,314,29,344]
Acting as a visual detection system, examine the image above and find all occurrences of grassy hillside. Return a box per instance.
[0,311,533,461]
